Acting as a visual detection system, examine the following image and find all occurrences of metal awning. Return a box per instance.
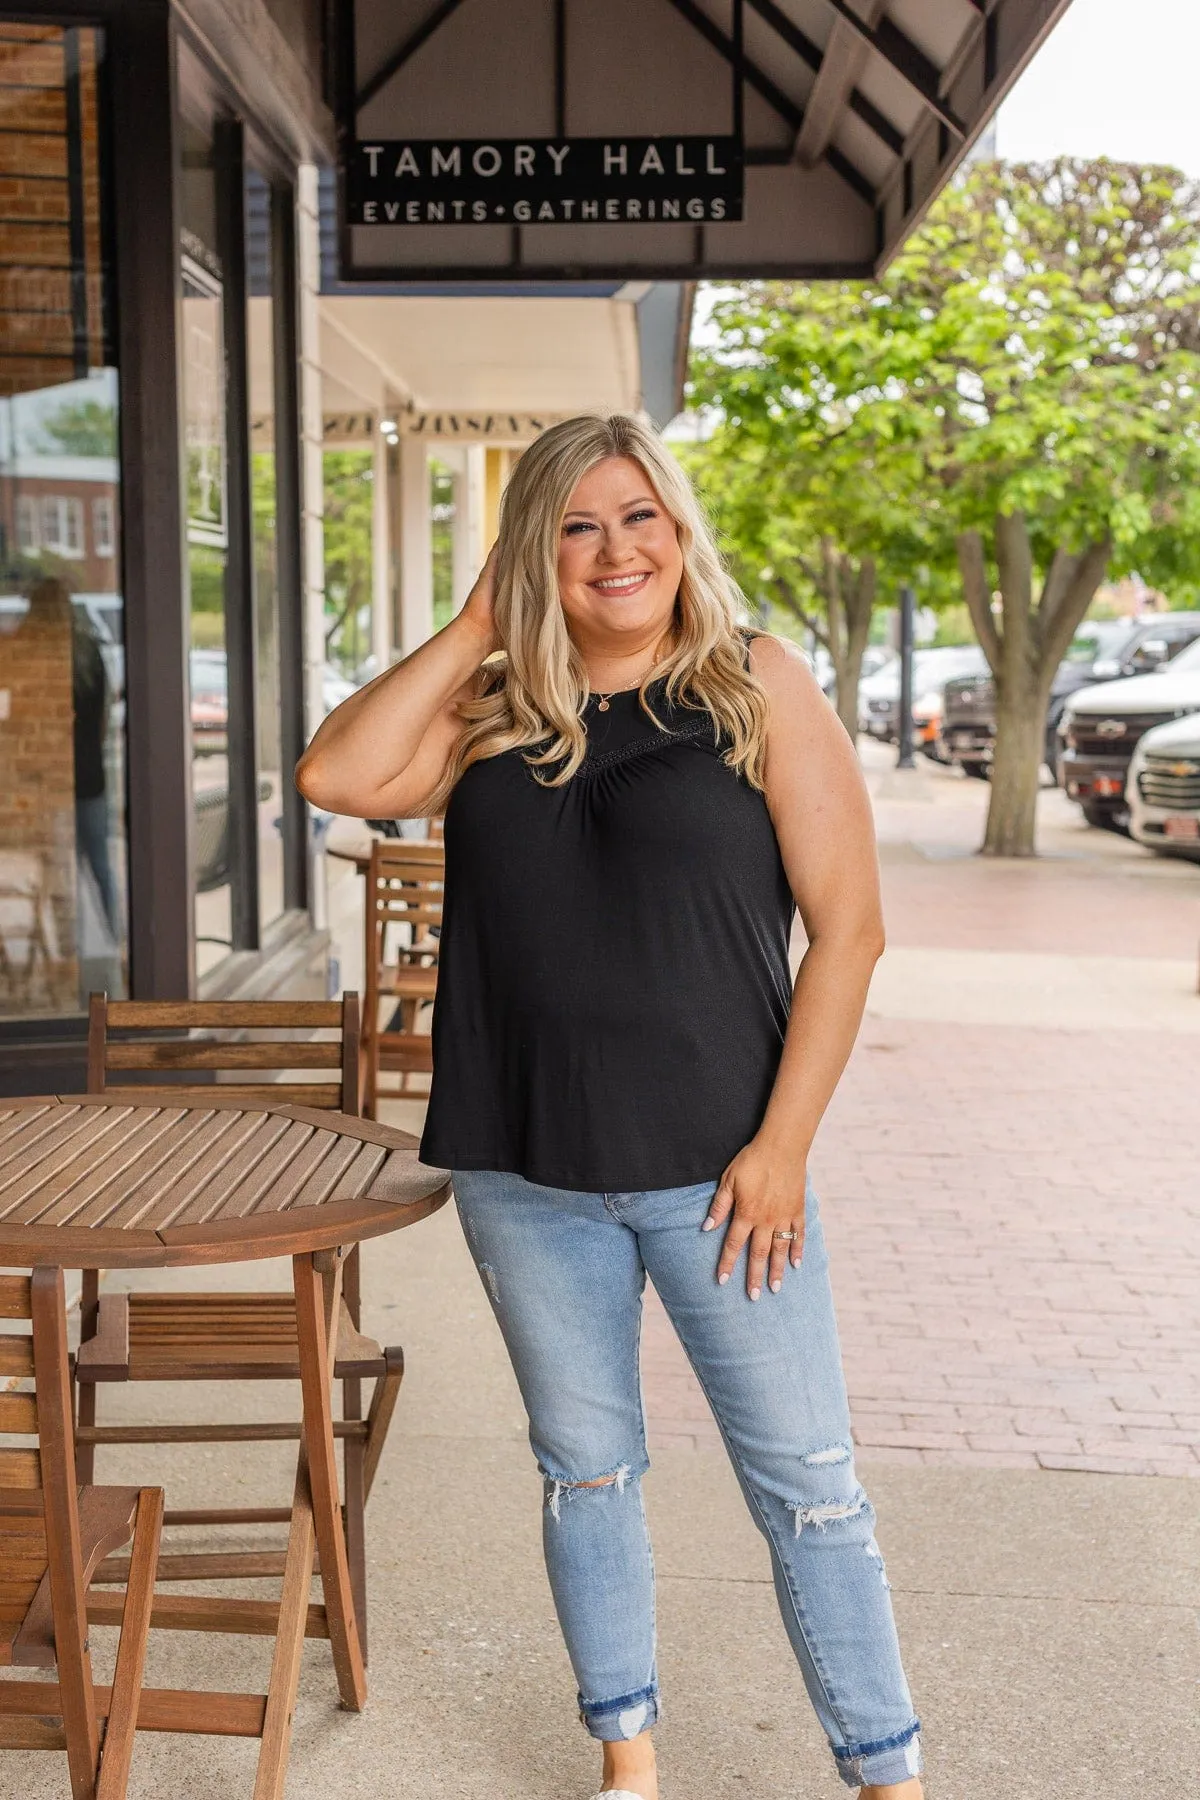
[335,0,1073,281]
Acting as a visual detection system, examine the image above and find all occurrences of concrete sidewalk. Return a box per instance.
[13,1199,1193,1800]
[5,745,1199,1798]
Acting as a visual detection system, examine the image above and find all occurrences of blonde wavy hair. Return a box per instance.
[427,412,770,813]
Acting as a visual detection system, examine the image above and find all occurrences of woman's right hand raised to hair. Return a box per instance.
[458,542,500,659]
[296,542,500,818]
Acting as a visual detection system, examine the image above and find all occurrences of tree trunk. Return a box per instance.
[983,663,1055,855]
[832,555,874,740]
[769,547,877,744]
[958,514,1110,858]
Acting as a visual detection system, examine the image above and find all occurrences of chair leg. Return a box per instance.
[341,1245,366,1658]
[95,1487,163,1800]
[75,1382,97,1485]
[363,1032,378,1120]
[76,1269,101,1484]
[362,1346,405,1504]
[343,1433,367,1666]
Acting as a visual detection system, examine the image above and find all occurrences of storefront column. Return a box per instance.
[297,163,326,745]
[452,443,487,605]
[397,433,433,653]
[371,422,393,670]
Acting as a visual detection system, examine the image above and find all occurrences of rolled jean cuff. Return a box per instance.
[833,1720,922,1788]
[578,1683,660,1742]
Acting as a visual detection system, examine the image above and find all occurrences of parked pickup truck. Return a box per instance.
[941,614,1200,781]
[858,644,987,750]
[1128,714,1200,860]
[1057,637,1200,829]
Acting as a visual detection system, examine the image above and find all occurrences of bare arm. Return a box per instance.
[704,633,885,1297]
[296,551,497,819]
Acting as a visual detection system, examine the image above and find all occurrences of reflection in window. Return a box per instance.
[0,24,126,1020]
[248,171,284,933]
[179,117,235,976]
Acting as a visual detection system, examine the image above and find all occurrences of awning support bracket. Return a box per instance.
[818,0,967,135]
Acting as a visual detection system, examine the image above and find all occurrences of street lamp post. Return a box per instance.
[896,583,916,770]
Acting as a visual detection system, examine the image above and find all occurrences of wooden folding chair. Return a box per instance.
[0,1266,162,1799]
[74,995,405,1655]
[362,842,443,1117]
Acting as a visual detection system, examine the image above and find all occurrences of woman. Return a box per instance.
[297,414,923,1800]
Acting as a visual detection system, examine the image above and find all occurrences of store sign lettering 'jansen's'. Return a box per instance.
[347,137,743,226]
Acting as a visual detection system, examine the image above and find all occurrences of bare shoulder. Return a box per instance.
[744,632,829,728]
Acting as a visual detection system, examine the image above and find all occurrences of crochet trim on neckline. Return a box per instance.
[573,716,716,779]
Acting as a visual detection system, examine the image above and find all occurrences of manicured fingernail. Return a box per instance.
[701,1217,715,1231]
[750,1286,761,1301]
[718,1272,730,1285]
[770,1278,782,1293]
[791,1255,802,1267]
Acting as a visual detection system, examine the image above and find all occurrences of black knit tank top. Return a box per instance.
[419,642,796,1192]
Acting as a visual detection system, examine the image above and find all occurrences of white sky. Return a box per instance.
[996,0,1200,173]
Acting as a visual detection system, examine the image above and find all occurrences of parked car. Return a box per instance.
[858,644,988,752]
[1128,713,1200,860]
[1058,636,1200,829]
[190,651,356,756]
[941,614,1200,782]
[803,642,891,700]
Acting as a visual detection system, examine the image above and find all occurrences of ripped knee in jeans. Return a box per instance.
[541,1461,638,1523]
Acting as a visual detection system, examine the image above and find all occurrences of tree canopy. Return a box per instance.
[690,158,1200,850]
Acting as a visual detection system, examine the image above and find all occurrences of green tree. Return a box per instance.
[692,159,1200,855]
[322,449,374,674]
[37,399,117,457]
[684,413,933,739]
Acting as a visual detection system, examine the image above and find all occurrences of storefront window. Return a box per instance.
[0,21,127,1019]
[248,170,284,933]
[179,108,240,976]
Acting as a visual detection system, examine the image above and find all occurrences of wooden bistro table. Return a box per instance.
[0,1093,450,1798]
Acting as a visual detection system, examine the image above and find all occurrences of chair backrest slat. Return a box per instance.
[363,843,442,1112]
[0,1276,39,1490]
[105,1001,344,1028]
[105,1040,344,1071]
[0,1273,31,1318]
[0,1448,41,1487]
[87,993,362,1116]
[28,1264,101,1777]
[0,1391,38,1433]
[0,1336,35,1378]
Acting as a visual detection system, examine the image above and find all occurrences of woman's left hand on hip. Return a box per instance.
[702,1136,806,1299]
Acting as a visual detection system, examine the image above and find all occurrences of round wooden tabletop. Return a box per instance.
[0,1095,451,1268]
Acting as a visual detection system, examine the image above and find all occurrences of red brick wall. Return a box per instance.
[0,611,78,1014]
[0,23,105,398]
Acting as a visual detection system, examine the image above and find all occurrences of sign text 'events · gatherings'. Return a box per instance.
[347,137,744,226]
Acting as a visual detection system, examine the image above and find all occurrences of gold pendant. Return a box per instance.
[598,697,610,711]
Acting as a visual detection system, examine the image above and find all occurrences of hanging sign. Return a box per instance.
[347,137,743,227]
[398,411,574,439]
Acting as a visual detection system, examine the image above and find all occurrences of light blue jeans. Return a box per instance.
[452,1170,922,1791]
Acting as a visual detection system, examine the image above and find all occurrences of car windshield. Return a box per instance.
[189,652,228,700]
[912,646,986,683]
[1062,620,1134,663]
[1166,635,1200,675]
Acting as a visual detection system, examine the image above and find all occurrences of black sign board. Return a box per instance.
[347,136,743,226]
[336,0,1068,282]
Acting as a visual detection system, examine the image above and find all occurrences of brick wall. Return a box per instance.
[0,610,78,1014]
[0,23,105,398]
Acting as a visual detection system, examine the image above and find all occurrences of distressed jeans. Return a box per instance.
[452,1170,922,1791]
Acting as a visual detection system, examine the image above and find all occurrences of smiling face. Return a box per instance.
[556,455,684,658]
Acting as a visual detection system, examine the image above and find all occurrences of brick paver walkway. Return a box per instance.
[642,753,1200,1476]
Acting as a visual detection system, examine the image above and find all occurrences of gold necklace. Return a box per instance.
[592,646,665,712]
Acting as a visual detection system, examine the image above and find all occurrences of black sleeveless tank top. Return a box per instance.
[419,644,796,1191]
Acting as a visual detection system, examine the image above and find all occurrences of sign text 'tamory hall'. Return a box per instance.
[347,137,744,226]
